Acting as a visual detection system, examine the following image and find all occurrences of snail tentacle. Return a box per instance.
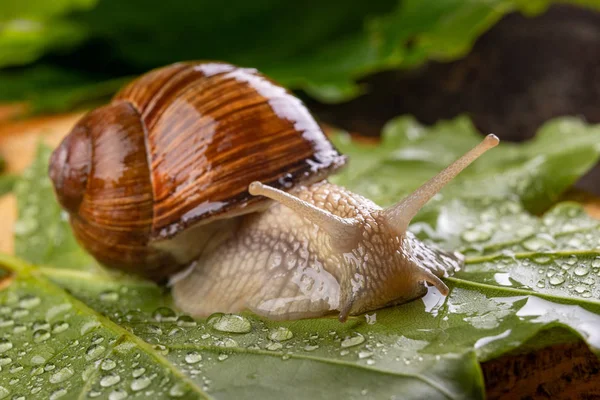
[384,134,499,235]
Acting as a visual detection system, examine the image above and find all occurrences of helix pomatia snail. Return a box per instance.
[48,62,499,321]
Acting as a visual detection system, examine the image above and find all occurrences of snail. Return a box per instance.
[48,61,499,321]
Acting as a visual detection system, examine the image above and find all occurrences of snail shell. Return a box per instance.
[49,62,345,280]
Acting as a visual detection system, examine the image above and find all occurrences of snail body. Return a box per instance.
[49,62,498,321]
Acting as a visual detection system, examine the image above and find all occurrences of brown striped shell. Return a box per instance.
[49,62,345,280]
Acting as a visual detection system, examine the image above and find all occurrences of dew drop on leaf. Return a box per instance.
[51,321,69,334]
[0,356,11,366]
[266,342,283,351]
[184,352,202,364]
[108,389,128,400]
[81,364,96,381]
[0,386,8,400]
[0,339,12,353]
[100,373,121,387]
[49,388,68,400]
[217,354,229,361]
[152,307,177,322]
[49,367,74,383]
[341,333,366,348]
[18,295,41,309]
[9,363,23,373]
[176,315,196,327]
[130,376,152,391]
[574,265,589,276]
[358,351,373,359]
[132,367,145,378]
[268,327,293,342]
[101,359,117,371]
[99,291,119,302]
[208,314,251,333]
[461,229,491,243]
[168,382,187,397]
[33,329,50,343]
[549,275,565,286]
[304,344,319,351]
[85,344,106,360]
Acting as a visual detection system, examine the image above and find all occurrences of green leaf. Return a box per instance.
[4,115,600,398]
[14,143,96,270]
[331,115,600,214]
[2,0,600,110]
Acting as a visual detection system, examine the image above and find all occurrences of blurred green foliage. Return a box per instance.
[0,0,599,112]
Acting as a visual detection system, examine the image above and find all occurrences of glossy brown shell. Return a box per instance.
[49,61,345,280]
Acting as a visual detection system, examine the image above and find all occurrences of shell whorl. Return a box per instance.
[49,61,345,280]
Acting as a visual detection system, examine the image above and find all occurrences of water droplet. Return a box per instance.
[574,285,587,294]
[31,354,46,364]
[217,354,229,361]
[185,352,202,364]
[49,367,74,384]
[152,307,177,322]
[80,320,100,335]
[523,236,554,251]
[0,356,11,366]
[549,275,565,286]
[152,344,169,355]
[51,321,69,334]
[574,265,589,276]
[91,335,104,345]
[146,325,162,335]
[176,316,196,327]
[168,382,187,397]
[341,333,365,348]
[0,386,8,400]
[358,351,373,359]
[81,365,96,381]
[49,388,67,400]
[12,325,25,334]
[101,359,117,371]
[208,314,251,333]
[592,258,600,268]
[0,319,14,329]
[566,256,578,266]
[85,344,106,360]
[266,342,283,351]
[100,374,121,387]
[304,344,319,352]
[217,338,238,348]
[130,376,151,391]
[461,229,491,243]
[99,291,119,302]
[366,359,375,365]
[533,255,551,264]
[0,339,12,353]
[132,367,145,378]
[108,389,128,400]
[19,295,41,309]
[365,313,377,325]
[11,308,28,319]
[340,349,350,356]
[9,364,22,373]
[44,363,56,371]
[268,327,293,342]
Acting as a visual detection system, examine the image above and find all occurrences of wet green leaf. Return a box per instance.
[1,0,599,110]
[3,114,600,398]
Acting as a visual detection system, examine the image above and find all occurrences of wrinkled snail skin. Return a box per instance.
[171,181,463,321]
[48,60,500,321]
[173,134,499,321]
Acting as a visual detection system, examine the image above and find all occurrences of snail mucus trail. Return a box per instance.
[48,61,500,322]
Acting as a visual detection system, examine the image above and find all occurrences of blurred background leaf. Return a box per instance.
[2,0,599,114]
